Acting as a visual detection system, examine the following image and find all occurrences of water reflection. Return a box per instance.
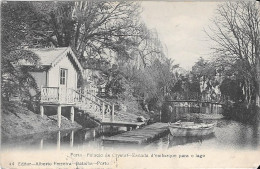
[1,119,260,151]
[169,134,215,147]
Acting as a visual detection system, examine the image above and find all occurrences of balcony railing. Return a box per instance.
[41,87,59,103]
[41,87,76,104]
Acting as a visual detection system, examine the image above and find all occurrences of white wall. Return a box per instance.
[48,54,78,90]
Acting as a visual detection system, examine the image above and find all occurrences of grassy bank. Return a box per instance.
[1,101,82,139]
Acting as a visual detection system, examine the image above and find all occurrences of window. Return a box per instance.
[60,68,67,85]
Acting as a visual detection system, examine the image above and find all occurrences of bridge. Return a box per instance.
[166,91,228,105]
[162,92,228,117]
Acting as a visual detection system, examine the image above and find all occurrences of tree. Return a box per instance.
[1,2,40,102]
[206,1,260,108]
[191,57,216,79]
[27,1,144,62]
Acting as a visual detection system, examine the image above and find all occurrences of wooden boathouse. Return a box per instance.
[20,47,117,128]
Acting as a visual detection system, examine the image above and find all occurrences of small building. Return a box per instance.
[19,47,83,127]
[22,47,83,104]
[18,47,114,127]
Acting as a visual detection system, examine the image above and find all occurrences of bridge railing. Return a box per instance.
[169,92,228,104]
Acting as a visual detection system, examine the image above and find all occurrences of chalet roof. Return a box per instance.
[29,47,68,66]
[20,47,83,73]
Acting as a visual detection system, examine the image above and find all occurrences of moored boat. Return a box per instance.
[168,122,215,137]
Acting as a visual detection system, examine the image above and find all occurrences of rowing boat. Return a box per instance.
[168,121,215,137]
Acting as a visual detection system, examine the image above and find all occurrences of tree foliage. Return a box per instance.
[1,1,180,114]
[206,1,260,107]
[1,2,40,102]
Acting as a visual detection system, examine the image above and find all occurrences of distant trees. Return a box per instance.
[123,57,179,110]
[206,1,260,108]
[191,57,216,79]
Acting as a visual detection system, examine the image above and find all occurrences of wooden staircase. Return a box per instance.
[74,89,144,128]
[73,88,115,123]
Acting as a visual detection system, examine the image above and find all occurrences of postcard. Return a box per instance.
[1,0,260,168]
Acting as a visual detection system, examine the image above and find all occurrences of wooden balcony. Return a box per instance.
[41,87,76,105]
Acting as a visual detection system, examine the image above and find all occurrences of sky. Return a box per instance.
[141,1,221,70]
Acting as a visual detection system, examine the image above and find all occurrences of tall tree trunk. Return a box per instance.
[256,57,260,108]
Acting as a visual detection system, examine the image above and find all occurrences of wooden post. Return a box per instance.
[102,102,105,122]
[159,110,161,122]
[40,139,43,149]
[70,106,74,123]
[40,105,44,117]
[205,103,209,114]
[70,130,74,148]
[111,104,114,122]
[57,131,61,150]
[188,102,191,113]
[58,87,61,103]
[57,105,61,128]
[93,129,96,138]
[66,88,68,103]
[101,125,104,134]
[40,86,43,102]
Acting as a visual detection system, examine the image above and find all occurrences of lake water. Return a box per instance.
[1,119,260,151]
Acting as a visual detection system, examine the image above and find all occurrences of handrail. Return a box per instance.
[73,88,116,121]
[78,88,112,106]
[73,89,102,107]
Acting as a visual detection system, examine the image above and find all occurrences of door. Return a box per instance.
[59,68,68,103]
